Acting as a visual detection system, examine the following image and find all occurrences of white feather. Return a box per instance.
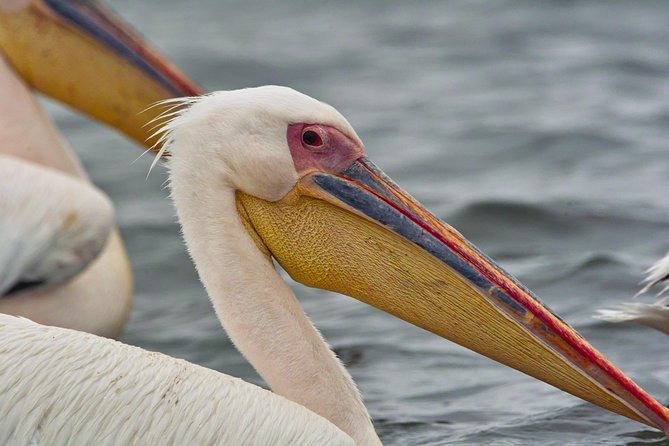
[0,154,113,295]
[2,87,383,445]
[595,251,669,335]
[0,54,132,339]
[0,314,353,446]
[595,303,669,336]
[165,87,380,446]
[638,251,669,297]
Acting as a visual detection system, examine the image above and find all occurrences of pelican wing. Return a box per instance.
[0,314,353,445]
[0,155,113,296]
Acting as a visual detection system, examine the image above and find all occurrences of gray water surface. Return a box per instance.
[48,1,669,444]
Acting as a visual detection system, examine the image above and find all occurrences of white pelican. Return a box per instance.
[0,0,201,337]
[596,251,669,335]
[3,86,669,444]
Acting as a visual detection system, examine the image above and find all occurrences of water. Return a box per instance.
[45,0,669,444]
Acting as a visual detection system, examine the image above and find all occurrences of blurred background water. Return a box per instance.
[42,0,669,444]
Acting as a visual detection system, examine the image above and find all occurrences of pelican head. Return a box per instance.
[161,86,669,435]
[0,0,201,147]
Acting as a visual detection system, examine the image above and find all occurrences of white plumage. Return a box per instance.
[0,52,133,338]
[639,251,669,297]
[0,155,113,296]
[4,86,669,444]
[163,87,380,445]
[0,314,352,446]
[596,251,669,335]
[1,87,382,446]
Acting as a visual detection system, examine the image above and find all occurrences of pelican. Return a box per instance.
[0,0,201,337]
[3,86,669,444]
[596,251,669,335]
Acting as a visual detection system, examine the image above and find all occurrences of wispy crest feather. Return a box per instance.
[140,96,203,177]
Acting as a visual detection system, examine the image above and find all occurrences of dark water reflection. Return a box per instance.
[44,0,669,444]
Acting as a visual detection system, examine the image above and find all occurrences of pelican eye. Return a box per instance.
[302,130,323,147]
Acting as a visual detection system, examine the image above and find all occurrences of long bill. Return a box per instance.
[4,2,667,434]
[237,156,669,434]
[0,0,203,148]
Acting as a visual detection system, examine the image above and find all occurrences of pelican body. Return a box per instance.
[0,0,201,336]
[0,315,351,446]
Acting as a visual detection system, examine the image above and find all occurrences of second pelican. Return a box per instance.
[0,0,201,336]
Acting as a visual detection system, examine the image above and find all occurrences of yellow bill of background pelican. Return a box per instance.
[0,0,202,148]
